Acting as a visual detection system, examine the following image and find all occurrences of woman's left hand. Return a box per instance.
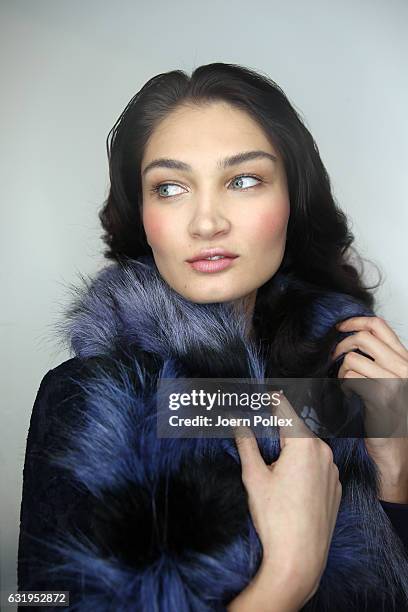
[331,316,408,503]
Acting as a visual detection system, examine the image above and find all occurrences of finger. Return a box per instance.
[337,352,397,379]
[336,317,408,361]
[331,331,408,378]
[339,371,389,411]
[339,371,368,399]
[233,425,266,474]
[272,391,316,442]
[341,370,367,380]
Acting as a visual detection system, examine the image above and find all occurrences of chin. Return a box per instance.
[184,287,237,304]
[187,293,232,304]
[194,291,243,304]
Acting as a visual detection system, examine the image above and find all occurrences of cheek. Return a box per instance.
[142,208,167,248]
[250,205,289,243]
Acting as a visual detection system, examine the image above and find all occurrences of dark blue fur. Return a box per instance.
[49,255,408,611]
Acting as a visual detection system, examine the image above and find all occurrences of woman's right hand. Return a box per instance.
[228,393,342,611]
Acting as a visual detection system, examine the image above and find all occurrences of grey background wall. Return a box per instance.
[1,0,407,605]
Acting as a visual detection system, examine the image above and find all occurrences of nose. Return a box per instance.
[188,194,231,239]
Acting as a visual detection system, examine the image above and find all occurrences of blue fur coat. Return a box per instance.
[18,255,408,611]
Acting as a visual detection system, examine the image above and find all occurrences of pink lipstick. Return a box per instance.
[188,257,238,273]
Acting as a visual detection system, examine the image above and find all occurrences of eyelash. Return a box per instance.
[149,174,263,199]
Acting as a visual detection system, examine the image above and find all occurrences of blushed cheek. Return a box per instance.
[253,207,289,242]
[142,208,165,249]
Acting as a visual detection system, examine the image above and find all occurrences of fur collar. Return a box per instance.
[50,255,408,611]
[59,254,372,363]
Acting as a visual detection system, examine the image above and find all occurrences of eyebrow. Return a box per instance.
[141,150,278,178]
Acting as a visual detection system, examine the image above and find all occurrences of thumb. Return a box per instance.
[233,425,266,478]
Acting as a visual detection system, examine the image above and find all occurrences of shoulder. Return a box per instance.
[28,351,156,449]
[28,357,91,452]
[32,355,112,414]
[35,357,86,399]
[33,357,86,411]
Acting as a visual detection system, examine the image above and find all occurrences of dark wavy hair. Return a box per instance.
[99,62,380,376]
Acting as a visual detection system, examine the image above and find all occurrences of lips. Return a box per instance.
[186,249,238,263]
[187,256,238,273]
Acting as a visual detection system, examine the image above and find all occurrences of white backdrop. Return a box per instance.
[1,0,407,603]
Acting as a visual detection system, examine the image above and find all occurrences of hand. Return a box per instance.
[332,316,408,502]
[232,395,342,610]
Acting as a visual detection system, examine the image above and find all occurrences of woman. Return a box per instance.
[18,62,408,611]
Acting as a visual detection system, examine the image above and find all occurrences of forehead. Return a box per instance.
[142,102,276,161]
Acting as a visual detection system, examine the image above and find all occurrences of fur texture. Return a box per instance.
[48,255,408,611]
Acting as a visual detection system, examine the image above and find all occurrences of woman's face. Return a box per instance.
[141,101,290,304]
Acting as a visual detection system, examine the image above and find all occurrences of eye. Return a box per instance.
[150,183,186,198]
[229,174,262,191]
[149,174,263,200]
